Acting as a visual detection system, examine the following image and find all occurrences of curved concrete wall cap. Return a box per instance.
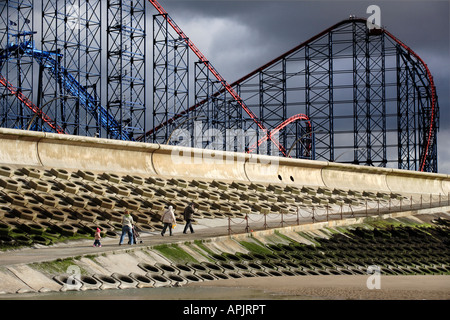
[321,164,391,191]
[245,155,327,186]
[0,128,449,194]
[0,128,159,175]
[0,128,44,166]
[153,144,249,181]
[388,168,449,195]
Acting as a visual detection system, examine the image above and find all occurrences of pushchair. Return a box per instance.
[130,225,143,244]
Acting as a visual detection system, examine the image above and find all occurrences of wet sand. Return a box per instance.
[4,275,448,300]
[187,275,450,300]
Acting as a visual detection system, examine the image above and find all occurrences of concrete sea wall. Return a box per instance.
[0,208,448,294]
[0,128,449,195]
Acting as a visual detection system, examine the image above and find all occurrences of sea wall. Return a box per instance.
[0,128,449,195]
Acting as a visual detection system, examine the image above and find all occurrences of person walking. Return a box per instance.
[161,205,176,236]
[93,227,102,247]
[183,202,195,234]
[119,210,134,245]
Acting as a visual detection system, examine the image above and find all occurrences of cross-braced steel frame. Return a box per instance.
[152,13,189,143]
[193,61,248,152]
[1,0,146,140]
[0,0,440,173]
[40,0,102,136]
[146,17,438,171]
[107,0,146,140]
[0,0,34,130]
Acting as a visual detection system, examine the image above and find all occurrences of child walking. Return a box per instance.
[93,227,102,247]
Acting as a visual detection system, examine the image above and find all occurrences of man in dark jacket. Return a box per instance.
[183,202,195,234]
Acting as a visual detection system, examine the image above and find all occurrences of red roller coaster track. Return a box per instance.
[1,1,435,171]
[382,30,437,172]
[0,74,65,134]
[251,114,312,154]
[145,2,437,169]
[147,0,310,157]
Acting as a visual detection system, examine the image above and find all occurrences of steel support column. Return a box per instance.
[107,0,146,141]
[40,0,102,136]
[151,13,189,144]
[0,0,34,130]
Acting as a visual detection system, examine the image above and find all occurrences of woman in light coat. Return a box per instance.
[161,205,176,236]
[119,210,134,245]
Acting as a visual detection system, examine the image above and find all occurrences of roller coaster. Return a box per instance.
[0,41,131,140]
[0,0,439,172]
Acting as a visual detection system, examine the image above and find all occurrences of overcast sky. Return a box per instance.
[150,0,450,174]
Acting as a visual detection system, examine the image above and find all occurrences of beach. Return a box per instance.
[2,274,448,300]
[187,275,450,300]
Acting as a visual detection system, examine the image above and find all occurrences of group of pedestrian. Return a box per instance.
[92,203,196,246]
[92,209,137,247]
[161,202,195,236]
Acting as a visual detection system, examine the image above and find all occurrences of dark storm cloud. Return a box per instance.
[160,1,448,79]
[152,0,449,172]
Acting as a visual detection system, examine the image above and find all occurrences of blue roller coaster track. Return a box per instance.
[0,40,132,141]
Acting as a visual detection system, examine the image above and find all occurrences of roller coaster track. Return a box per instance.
[144,0,311,156]
[1,41,131,141]
[142,4,437,170]
[0,74,65,134]
[1,2,437,171]
[382,30,437,172]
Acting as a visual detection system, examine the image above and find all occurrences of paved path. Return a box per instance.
[1,206,447,267]
[0,213,311,266]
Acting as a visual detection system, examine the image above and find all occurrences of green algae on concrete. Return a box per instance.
[31,257,88,276]
[153,244,198,263]
[238,240,273,255]
[1,213,449,296]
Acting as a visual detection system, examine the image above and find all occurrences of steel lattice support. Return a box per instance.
[305,34,333,161]
[192,61,248,151]
[259,59,287,154]
[151,13,189,144]
[107,0,146,140]
[0,0,440,172]
[224,19,438,171]
[396,48,418,170]
[40,0,102,136]
[396,47,439,172]
[0,0,34,130]
[352,24,387,166]
[193,61,224,148]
